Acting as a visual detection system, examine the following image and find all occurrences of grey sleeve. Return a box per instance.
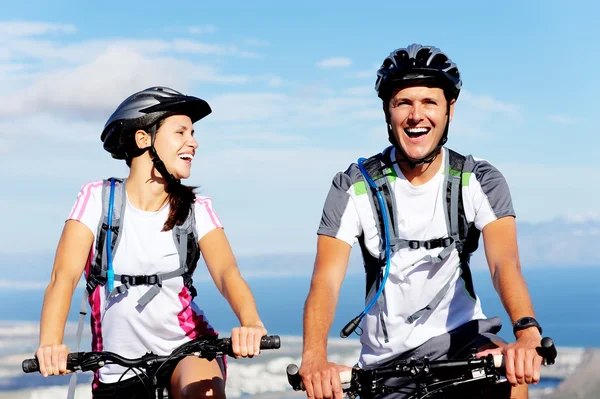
[317,170,361,245]
[471,160,516,230]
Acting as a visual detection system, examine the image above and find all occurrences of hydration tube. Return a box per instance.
[340,158,392,338]
[106,178,116,293]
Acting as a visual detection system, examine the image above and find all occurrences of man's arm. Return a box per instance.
[481,216,543,387]
[482,216,536,325]
[300,235,352,399]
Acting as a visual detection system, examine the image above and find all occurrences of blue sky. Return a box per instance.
[1,0,598,256]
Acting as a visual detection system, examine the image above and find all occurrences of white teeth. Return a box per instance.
[179,154,193,160]
[406,128,430,133]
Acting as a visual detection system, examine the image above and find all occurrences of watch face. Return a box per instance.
[514,317,541,334]
[518,317,534,326]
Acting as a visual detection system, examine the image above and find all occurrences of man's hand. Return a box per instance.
[477,328,543,386]
[299,355,351,399]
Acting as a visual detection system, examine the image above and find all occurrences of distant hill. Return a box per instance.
[1,219,599,285]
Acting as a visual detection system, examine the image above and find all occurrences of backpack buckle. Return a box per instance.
[442,237,454,247]
[86,275,106,294]
[146,274,162,287]
[423,239,438,250]
[408,240,420,249]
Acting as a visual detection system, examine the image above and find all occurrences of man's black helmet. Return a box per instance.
[375,44,461,102]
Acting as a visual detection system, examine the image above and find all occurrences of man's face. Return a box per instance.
[387,86,454,161]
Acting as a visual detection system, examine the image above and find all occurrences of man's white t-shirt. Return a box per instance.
[317,147,516,368]
[68,180,222,383]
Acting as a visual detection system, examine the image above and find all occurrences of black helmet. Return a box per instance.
[375,44,461,102]
[101,86,211,160]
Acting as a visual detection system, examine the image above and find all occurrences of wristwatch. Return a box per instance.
[513,317,542,336]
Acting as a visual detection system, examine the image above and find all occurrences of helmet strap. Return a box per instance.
[147,124,181,187]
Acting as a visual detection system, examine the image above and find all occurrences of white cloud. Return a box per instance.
[0,280,47,290]
[450,90,522,137]
[0,38,171,64]
[316,57,353,69]
[561,212,600,223]
[0,21,76,38]
[193,147,365,255]
[188,25,217,35]
[173,39,236,55]
[346,70,373,79]
[496,162,600,223]
[548,114,576,125]
[208,93,288,123]
[460,91,521,119]
[344,86,373,96]
[264,75,283,87]
[239,51,261,59]
[219,131,310,145]
[0,45,250,119]
[244,37,270,47]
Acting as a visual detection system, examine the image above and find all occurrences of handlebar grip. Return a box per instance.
[286,363,352,391]
[493,354,504,369]
[22,358,39,373]
[339,370,352,385]
[287,364,305,391]
[260,335,281,350]
[22,353,81,374]
[491,336,557,369]
[539,337,557,365]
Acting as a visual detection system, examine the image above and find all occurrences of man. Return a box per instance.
[299,44,545,398]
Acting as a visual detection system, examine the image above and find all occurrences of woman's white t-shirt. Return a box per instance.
[68,180,223,383]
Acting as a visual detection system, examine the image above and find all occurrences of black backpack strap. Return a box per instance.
[174,204,200,298]
[449,149,481,300]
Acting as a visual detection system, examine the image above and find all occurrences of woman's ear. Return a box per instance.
[134,129,151,150]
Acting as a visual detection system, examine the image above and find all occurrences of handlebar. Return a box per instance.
[287,336,557,392]
[23,335,281,374]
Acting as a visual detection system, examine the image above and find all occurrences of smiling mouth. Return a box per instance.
[179,154,193,163]
[404,127,431,138]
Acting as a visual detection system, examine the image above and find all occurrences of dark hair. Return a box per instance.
[124,118,198,232]
[163,181,196,232]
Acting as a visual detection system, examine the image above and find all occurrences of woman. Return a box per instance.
[36,87,267,399]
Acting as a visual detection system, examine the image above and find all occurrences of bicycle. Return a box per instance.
[22,334,281,399]
[286,336,557,399]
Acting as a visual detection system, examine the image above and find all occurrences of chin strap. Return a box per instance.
[145,123,181,188]
[148,146,180,186]
[387,123,448,169]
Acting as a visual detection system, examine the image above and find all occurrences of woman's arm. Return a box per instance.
[199,228,266,357]
[37,220,94,376]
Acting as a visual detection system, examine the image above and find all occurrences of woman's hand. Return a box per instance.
[35,344,71,377]
[230,323,268,358]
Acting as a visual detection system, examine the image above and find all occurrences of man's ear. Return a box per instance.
[382,101,391,124]
[448,98,456,122]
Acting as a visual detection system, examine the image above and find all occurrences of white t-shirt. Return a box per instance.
[317,147,515,368]
[68,179,223,383]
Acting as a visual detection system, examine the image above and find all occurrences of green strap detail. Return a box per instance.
[353,181,367,196]
[461,171,472,187]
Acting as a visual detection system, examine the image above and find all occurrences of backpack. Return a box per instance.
[68,177,199,398]
[357,147,480,342]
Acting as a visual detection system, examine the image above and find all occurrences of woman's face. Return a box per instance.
[152,115,198,180]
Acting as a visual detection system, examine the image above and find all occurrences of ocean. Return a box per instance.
[0,266,598,398]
